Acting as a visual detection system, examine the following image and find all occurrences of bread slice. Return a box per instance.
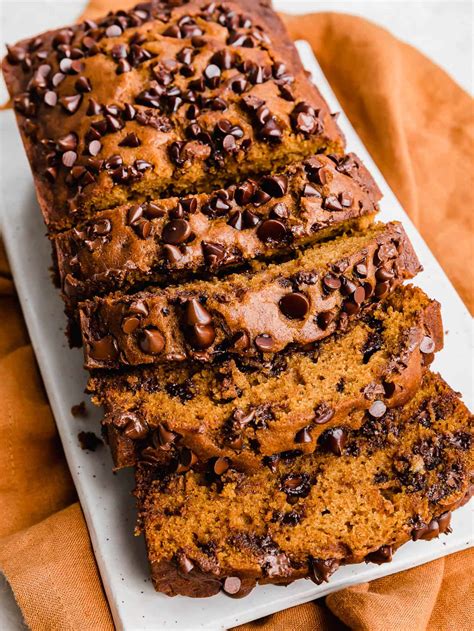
[53,153,380,310]
[80,221,421,369]
[2,0,344,232]
[89,285,443,471]
[135,371,473,598]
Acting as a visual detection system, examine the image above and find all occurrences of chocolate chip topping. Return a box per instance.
[256,219,287,243]
[185,299,212,326]
[162,219,192,245]
[138,328,165,355]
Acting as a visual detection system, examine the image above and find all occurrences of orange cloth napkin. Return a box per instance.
[1,4,473,630]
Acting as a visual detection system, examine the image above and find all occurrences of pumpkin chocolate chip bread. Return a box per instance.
[79,221,421,369]
[53,153,380,311]
[89,285,443,471]
[2,0,344,232]
[134,371,473,598]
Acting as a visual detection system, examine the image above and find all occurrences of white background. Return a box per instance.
[0,1,472,629]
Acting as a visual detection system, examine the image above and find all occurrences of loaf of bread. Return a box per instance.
[4,0,472,607]
[3,0,344,232]
[135,371,473,597]
[89,285,443,470]
[79,221,421,369]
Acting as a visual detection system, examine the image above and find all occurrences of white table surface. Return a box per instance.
[0,1,472,629]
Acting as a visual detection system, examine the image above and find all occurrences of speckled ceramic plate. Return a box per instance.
[1,42,472,631]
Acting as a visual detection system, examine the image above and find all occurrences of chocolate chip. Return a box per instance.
[281,473,311,498]
[155,423,178,448]
[314,403,334,425]
[270,203,289,219]
[127,205,143,225]
[309,558,340,585]
[321,427,347,455]
[235,180,256,205]
[75,76,92,93]
[162,219,192,244]
[86,98,102,116]
[342,300,360,316]
[375,267,394,282]
[134,218,153,239]
[185,299,212,325]
[279,292,309,320]
[322,273,341,291]
[210,49,234,69]
[89,335,118,361]
[121,316,141,334]
[291,102,321,135]
[260,175,288,197]
[60,94,82,114]
[256,219,286,243]
[317,311,335,330]
[339,191,353,207]
[302,183,320,197]
[223,577,241,595]
[420,336,435,354]
[255,334,275,352]
[227,211,244,230]
[355,263,368,277]
[374,281,390,298]
[105,24,122,37]
[365,545,393,564]
[119,132,141,147]
[138,328,165,354]
[78,431,102,451]
[323,195,344,211]
[202,241,225,267]
[239,209,257,228]
[368,400,387,418]
[251,189,271,207]
[128,300,149,317]
[213,457,230,475]
[122,414,148,440]
[44,91,57,107]
[88,140,101,156]
[260,116,283,141]
[294,427,312,444]
[204,63,221,87]
[353,286,366,304]
[176,447,199,473]
[62,151,77,168]
[163,244,183,264]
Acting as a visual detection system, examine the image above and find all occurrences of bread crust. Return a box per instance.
[2,0,344,232]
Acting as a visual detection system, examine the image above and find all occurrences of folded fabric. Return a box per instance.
[0,4,472,631]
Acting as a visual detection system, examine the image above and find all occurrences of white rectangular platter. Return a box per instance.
[0,40,472,631]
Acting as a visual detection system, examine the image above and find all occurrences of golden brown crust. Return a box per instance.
[79,222,422,369]
[2,0,344,232]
